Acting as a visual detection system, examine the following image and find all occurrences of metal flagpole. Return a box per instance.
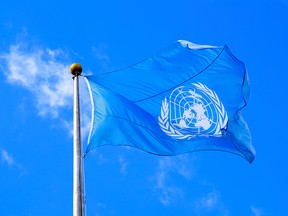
[70,63,85,216]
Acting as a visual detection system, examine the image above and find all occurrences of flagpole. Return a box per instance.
[70,63,85,216]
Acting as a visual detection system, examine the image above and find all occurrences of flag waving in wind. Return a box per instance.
[84,40,256,163]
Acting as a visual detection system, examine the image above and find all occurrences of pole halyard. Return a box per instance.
[70,63,84,216]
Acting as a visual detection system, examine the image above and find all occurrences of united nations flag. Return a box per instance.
[84,40,256,163]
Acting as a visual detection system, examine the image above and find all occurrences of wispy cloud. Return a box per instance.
[158,155,194,179]
[197,191,219,210]
[1,149,26,175]
[194,191,229,216]
[92,43,110,63]
[118,155,128,175]
[251,206,262,216]
[1,149,14,165]
[155,171,183,206]
[94,202,107,216]
[0,43,73,118]
[152,155,195,205]
[0,40,92,138]
[91,43,111,71]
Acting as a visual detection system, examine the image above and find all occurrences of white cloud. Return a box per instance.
[1,149,26,175]
[153,165,183,206]
[1,149,14,165]
[94,202,107,216]
[92,44,110,62]
[118,155,128,175]
[158,185,183,206]
[0,41,92,139]
[1,44,73,117]
[152,155,195,205]
[198,191,219,209]
[149,158,228,215]
[251,206,262,216]
[158,155,194,179]
[194,191,229,216]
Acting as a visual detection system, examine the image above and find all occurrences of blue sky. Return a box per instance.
[0,0,287,215]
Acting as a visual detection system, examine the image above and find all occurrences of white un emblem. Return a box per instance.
[158,83,228,140]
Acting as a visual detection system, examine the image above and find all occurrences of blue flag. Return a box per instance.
[84,40,255,163]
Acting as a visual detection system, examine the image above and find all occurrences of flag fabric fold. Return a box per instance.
[84,40,255,163]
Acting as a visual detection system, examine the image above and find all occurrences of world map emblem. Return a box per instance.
[158,83,228,140]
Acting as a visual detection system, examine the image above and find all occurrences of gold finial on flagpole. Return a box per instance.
[70,63,83,76]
